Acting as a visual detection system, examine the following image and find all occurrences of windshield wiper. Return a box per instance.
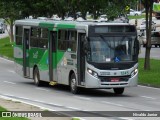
[99,34,114,49]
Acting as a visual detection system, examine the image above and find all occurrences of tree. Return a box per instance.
[0,0,24,42]
[142,0,154,70]
[104,0,137,20]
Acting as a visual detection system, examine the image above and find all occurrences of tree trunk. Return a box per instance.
[4,18,14,43]
[144,0,153,70]
[144,46,151,70]
[10,20,14,42]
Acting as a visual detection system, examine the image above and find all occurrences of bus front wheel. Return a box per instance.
[70,73,79,94]
[113,88,124,95]
[34,67,42,86]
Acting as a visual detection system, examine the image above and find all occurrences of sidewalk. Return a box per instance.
[0,97,71,120]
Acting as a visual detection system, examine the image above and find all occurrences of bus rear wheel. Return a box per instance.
[113,88,124,95]
[34,67,42,86]
[70,73,79,94]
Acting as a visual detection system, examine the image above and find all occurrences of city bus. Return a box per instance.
[14,19,139,94]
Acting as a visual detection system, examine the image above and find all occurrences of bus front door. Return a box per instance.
[77,33,86,86]
[23,28,30,77]
[49,31,57,82]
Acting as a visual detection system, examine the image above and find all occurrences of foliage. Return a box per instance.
[0,0,25,42]
[0,0,138,20]
[104,0,137,20]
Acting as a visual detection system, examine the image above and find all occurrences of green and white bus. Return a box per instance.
[14,19,139,94]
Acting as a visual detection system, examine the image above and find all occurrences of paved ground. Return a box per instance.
[0,97,71,120]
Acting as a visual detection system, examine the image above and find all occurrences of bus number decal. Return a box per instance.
[121,71,129,75]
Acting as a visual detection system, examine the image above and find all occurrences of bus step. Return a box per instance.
[49,81,57,86]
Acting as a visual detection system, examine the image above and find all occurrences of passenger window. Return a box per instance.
[58,29,77,52]
[15,26,23,45]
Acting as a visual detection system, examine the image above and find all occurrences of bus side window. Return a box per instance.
[58,30,67,51]
[39,28,48,49]
[15,26,23,45]
[68,30,77,52]
[30,27,39,47]
[58,30,77,52]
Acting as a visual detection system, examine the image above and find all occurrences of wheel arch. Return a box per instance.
[68,70,76,85]
[33,65,38,79]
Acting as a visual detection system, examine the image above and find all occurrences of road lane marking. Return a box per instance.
[74,96,91,100]
[3,81,16,85]
[49,103,63,107]
[120,118,134,120]
[138,85,160,90]
[144,109,151,111]
[140,96,156,100]
[0,57,14,63]
[35,88,50,92]
[102,101,123,107]
[8,70,15,73]
[66,106,81,110]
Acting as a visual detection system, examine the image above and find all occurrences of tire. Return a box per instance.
[70,73,79,94]
[113,88,124,95]
[33,67,42,86]
[155,45,157,48]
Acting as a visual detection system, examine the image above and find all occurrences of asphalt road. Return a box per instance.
[139,47,160,60]
[0,57,160,120]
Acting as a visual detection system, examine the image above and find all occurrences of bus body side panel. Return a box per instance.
[29,48,49,81]
[56,51,65,84]
[57,51,77,85]
[14,46,23,77]
[56,26,77,85]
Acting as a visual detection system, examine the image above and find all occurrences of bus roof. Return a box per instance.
[15,19,133,29]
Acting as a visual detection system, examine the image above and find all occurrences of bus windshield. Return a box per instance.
[87,36,136,63]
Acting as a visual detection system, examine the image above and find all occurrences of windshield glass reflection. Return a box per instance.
[87,36,136,63]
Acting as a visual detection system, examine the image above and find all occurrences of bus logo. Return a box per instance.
[63,57,67,66]
[33,51,38,59]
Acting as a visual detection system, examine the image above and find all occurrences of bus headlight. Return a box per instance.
[87,68,98,78]
[131,68,138,78]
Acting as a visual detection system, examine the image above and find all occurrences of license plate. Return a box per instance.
[110,78,120,82]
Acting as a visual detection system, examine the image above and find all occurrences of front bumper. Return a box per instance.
[85,70,138,89]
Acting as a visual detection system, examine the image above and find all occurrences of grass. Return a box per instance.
[138,58,160,87]
[72,118,80,120]
[0,37,13,59]
[0,106,29,120]
[128,14,145,19]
